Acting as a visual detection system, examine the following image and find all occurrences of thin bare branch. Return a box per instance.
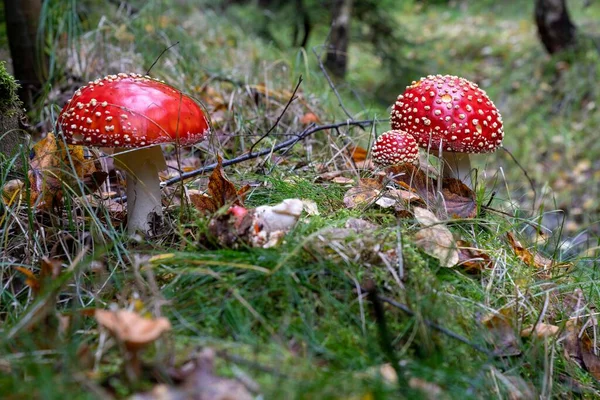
[248,75,303,154]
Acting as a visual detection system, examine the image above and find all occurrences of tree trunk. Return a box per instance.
[0,63,29,173]
[535,0,577,54]
[324,0,353,78]
[3,0,44,109]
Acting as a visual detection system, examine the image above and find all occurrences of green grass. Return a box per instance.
[1,0,600,398]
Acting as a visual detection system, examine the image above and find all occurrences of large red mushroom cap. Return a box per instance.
[372,130,419,167]
[391,74,503,154]
[57,72,210,147]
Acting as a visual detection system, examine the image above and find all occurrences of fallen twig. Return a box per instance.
[162,118,384,187]
[312,45,355,121]
[248,75,303,154]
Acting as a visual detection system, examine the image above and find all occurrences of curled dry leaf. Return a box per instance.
[506,232,555,271]
[348,145,368,163]
[15,257,62,296]
[28,132,105,209]
[343,178,382,209]
[94,309,171,349]
[413,207,459,268]
[456,240,493,272]
[189,155,250,214]
[482,308,521,357]
[2,179,25,206]
[562,319,600,380]
[388,164,477,219]
[332,176,355,185]
[520,323,560,339]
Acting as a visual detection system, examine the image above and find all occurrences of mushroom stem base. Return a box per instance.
[114,146,166,235]
[441,151,473,188]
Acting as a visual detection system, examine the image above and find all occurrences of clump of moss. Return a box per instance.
[0,61,22,113]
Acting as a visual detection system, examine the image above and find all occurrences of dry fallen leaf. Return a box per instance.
[348,145,368,163]
[15,257,62,296]
[332,176,355,185]
[456,240,493,272]
[343,178,383,209]
[28,133,104,209]
[132,348,254,400]
[95,309,172,382]
[482,308,521,357]
[579,325,600,380]
[95,309,171,349]
[388,164,477,219]
[413,208,459,268]
[189,155,250,214]
[521,323,560,339]
[506,232,553,270]
[300,112,320,125]
[1,179,25,206]
[562,318,600,381]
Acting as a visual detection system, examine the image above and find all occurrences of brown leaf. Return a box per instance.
[332,176,355,185]
[580,327,600,380]
[348,145,368,162]
[28,133,103,209]
[189,156,248,214]
[506,232,553,270]
[95,309,171,350]
[456,240,493,272]
[15,257,62,296]
[482,308,521,356]
[440,178,477,218]
[563,320,585,369]
[315,170,343,182]
[388,164,476,218]
[343,178,383,209]
[300,112,320,125]
[413,208,459,268]
[520,323,560,339]
[1,179,25,206]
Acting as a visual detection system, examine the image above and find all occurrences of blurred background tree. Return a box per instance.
[535,0,577,54]
[3,0,46,110]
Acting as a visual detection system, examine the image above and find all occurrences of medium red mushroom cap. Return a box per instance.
[57,73,210,147]
[391,74,504,154]
[372,130,419,167]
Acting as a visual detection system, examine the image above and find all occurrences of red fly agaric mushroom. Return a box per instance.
[57,73,210,235]
[371,130,419,167]
[391,74,504,188]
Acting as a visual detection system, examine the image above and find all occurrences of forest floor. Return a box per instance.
[1,1,600,398]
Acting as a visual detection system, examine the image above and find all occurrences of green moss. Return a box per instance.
[0,61,22,113]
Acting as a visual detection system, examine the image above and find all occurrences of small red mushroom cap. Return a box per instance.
[371,130,419,167]
[391,74,504,154]
[57,73,210,147]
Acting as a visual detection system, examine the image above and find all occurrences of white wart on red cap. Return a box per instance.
[57,72,210,148]
[391,74,503,154]
[372,130,419,166]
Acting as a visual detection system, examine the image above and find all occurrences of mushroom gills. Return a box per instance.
[114,146,167,234]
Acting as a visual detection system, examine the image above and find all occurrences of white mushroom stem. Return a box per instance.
[114,146,166,235]
[441,151,473,188]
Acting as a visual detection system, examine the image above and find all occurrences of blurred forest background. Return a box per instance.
[2,0,599,243]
